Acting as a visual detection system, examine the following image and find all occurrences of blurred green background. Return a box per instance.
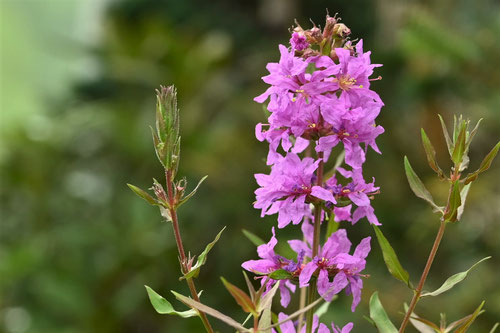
[1,0,499,332]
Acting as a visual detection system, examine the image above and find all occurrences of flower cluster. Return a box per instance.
[244,14,384,330]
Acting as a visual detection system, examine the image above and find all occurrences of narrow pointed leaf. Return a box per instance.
[369,292,398,333]
[421,257,490,297]
[242,229,265,247]
[421,129,444,178]
[373,226,412,288]
[464,141,500,185]
[489,323,499,333]
[325,213,340,242]
[257,280,280,313]
[454,301,485,333]
[452,121,467,165]
[171,290,250,332]
[457,183,471,221]
[403,304,440,333]
[181,226,226,280]
[221,277,257,315]
[127,184,159,206]
[144,286,198,318]
[178,175,208,208]
[258,307,272,333]
[445,313,476,332]
[404,156,442,212]
[242,271,256,301]
[438,114,454,157]
[443,181,461,222]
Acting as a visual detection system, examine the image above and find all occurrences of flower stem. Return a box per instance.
[166,170,214,333]
[305,153,324,333]
[398,220,446,333]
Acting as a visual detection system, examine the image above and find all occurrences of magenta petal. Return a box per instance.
[332,271,349,294]
[299,262,317,287]
[311,186,336,203]
[353,237,371,260]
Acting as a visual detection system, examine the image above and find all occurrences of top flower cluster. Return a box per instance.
[253,17,384,228]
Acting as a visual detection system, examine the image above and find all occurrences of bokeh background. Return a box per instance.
[1,0,499,332]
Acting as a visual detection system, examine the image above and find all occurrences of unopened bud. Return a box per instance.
[304,26,323,44]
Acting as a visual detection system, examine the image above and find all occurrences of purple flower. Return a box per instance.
[290,32,309,51]
[294,229,371,311]
[241,227,298,307]
[331,322,354,333]
[327,167,380,225]
[331,41,383,108]
[254,153,336,228]
[316,95,384,168]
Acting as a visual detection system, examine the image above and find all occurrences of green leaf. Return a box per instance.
[268,269,293,280]
[242,229,265,247]
[221,277,257,315]
[421,257,490,297]
[443,181,461,222]
[127,184,158,206]
[144,286,198,318]
[181,226,226,280]
[421,128,444,178]
[452,120,467,165]
[177,175,208,208]
[404,156,442,213]
[457,183,471,221]
[464,141,500,185]
[171,290,250,332]
[489,323,499,333]
[454,301,485,333]
[369,292,398,333]
[373,226,412,288]
[438,114,453,157]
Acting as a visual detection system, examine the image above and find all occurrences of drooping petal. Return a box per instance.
[353,237,371,260]
[311,186,336,204]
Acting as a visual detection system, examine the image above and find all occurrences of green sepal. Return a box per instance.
[373,225,412,288]
[404,156,443,213]
[421,257,490,297]
[369,292,398,333]
[180,226,226,280]
[127,184,160,206]
[268,269,293,280]
[144,285,198,318]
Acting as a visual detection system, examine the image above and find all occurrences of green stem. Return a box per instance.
[398,220,446,333]
[166,170,214,333]
[305,153,324,333]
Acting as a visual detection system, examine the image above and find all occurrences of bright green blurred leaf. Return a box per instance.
[242,229,265,247]
[369,292,398,333]
[404,156,442,213]
[144,285,198,317]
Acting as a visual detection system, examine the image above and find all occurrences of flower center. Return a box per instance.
[337,75,357,91]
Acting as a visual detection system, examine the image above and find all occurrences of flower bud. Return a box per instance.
[304,26,323,44]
